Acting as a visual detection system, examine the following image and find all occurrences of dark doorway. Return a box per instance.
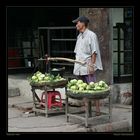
[7,7,79,74]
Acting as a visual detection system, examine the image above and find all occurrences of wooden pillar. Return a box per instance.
[79,8,113,84]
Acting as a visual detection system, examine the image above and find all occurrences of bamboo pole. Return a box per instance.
[48,57,86,65]
[38,57,95,67]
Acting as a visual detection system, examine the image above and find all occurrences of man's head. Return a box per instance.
[72,16,89,32]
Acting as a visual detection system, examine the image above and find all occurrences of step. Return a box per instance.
[8,96,33,112]
[8,87,20,97]
[73,120,131,132]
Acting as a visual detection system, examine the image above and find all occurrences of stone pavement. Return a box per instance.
[8,95,133,133]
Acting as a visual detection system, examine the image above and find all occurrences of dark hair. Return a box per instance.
[84,22,88,27]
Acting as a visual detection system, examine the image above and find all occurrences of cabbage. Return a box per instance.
[70,79,77,84]
[76,80,83,85]
[31,76,37,80]
[70,85,78,90]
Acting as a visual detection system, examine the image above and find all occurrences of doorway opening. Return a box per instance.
[7,7,79,74]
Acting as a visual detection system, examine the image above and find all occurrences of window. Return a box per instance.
[113,8,133,83]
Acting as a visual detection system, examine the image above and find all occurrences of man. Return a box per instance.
[72,16,103,116]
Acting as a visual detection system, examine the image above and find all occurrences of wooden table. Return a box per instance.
[65,89,112,127]
[30,81,67,117]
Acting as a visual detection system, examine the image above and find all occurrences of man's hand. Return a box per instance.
[87,60,95,74]
[87,52,96,74]
[88,64,95,74]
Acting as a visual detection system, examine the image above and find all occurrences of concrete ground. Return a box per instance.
[8,74,133,133]
[8,95,133,133]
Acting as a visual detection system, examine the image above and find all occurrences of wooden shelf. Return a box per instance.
[113,38,124,40]
[51,51,74,54]
[51,39,76,41]
[120,74,132,77]
[38,26,76,30]
[8,57,38,60]
[8,47,38,49]
[113,50,132,52]
[113,62,132,65]
[8,67,34,70]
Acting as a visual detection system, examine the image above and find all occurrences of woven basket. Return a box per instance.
[66,87,110,100]
[30,79,68,88]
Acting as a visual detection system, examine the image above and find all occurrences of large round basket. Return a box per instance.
[30,79,68,88]
[66,87,110,100]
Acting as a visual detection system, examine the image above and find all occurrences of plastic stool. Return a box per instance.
[40,91,62,109]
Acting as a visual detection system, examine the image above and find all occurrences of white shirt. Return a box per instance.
[73,28,103,75]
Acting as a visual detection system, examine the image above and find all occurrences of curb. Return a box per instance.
[8,102,33,112]
[72,120,131,132]
[8,87,20,97]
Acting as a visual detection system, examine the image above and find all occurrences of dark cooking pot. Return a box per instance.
[51,67,65,77]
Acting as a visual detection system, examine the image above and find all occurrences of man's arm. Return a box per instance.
[91,52,96,64]
[87,52,97,74]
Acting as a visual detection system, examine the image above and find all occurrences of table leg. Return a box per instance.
[35,93,41,102]
[109,95,112,122]
[65,95,69,122]
[84,99,89,128]
[31,88,36,115]
[88,101,92,117]
[45,88,48,117]
[31,88,36,106]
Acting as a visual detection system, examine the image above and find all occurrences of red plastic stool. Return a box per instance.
[40,91,62,109]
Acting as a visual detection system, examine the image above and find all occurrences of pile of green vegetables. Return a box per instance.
[30,71,65,84]
[67,79,109,94]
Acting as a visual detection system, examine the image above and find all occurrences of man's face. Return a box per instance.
[76,21,85,31]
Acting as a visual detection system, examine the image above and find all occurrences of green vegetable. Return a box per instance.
[31,76,37,80]
[67,79,109,94]
[70,79,77,84]
[79,87,84,91]
[86,85,91,90]
[40,74,45,78]
[76,80,83,85]
[70,85,78,90]
[29,71,66,84]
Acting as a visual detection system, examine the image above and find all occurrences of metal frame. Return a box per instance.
[38,26,77,74]
[65,93,112,128]
[31,85,67,117]
[38,27,76,30]
[113,23,132,83]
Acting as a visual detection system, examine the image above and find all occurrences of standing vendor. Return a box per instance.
[72,16,103,116]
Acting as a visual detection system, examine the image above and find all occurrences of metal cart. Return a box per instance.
[31,80,67,117]
[65,88,112,127]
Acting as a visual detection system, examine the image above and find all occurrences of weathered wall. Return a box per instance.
[79,8,113,84]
